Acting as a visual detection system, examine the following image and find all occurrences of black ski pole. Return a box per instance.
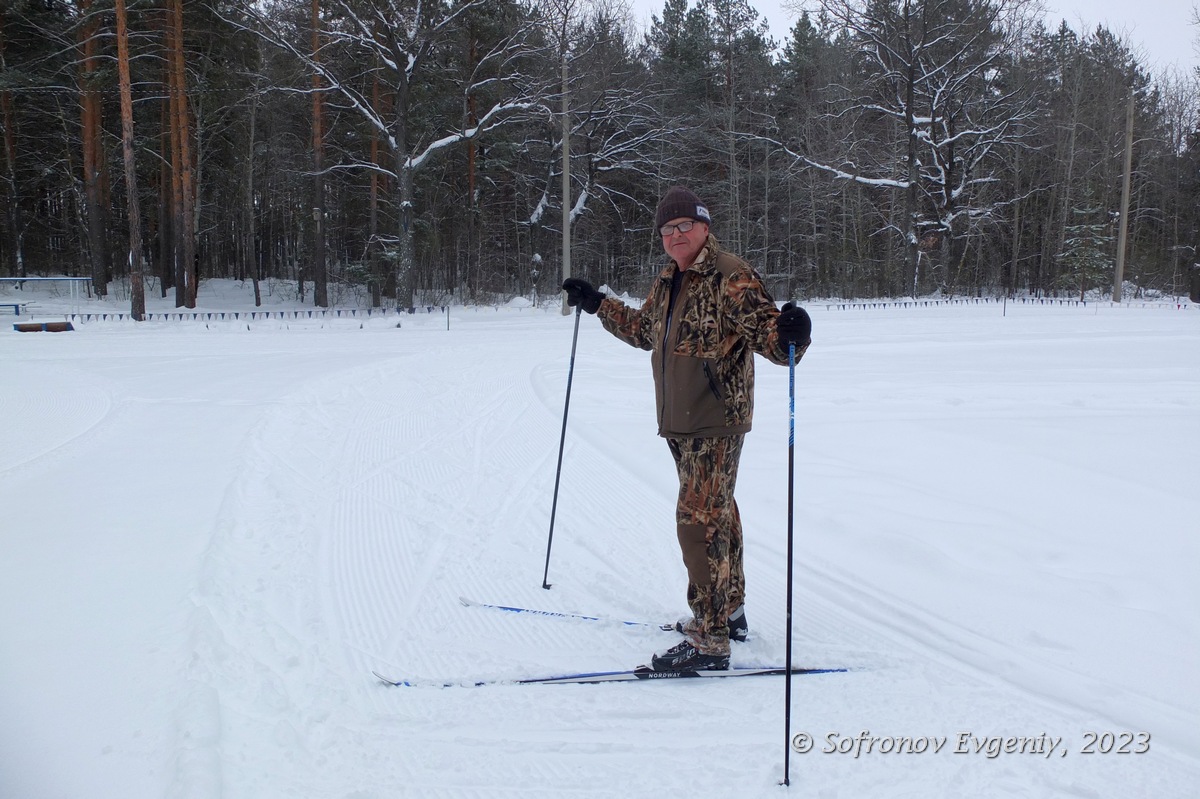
[541,305,582,589]
[782,341,796,785]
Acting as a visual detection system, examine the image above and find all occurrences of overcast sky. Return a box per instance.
[625,0,1199,74]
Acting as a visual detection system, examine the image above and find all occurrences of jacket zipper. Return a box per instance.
[661,270,686,392]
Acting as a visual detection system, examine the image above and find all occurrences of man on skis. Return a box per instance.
[563,185,812,672]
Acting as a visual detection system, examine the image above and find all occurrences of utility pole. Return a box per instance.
[311,0,328,307]
[1113,92,1134,303]
[560,38,571,316]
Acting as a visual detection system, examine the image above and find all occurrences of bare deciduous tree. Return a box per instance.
[776,0,1040,294]
[231,0,546,310]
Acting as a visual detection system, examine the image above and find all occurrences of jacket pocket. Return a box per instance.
[664,355,729,434]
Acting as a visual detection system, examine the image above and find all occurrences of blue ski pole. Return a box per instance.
[783,341,796,785]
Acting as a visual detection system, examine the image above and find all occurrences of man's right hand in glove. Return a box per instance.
[562,278,604,314]
[776,302,812,347]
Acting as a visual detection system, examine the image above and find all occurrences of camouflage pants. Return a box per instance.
[667,435,745,657]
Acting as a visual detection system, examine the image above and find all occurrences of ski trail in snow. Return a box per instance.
[0,362,116,474]
[147,308,1199,796]
[174,356,438,795]
[328,342,670,686]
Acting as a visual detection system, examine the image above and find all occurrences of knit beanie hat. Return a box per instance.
[655,186,711,230]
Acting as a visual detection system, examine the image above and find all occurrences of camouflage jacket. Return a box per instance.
[597,235,808,438]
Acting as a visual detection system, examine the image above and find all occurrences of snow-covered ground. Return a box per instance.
[2,282,1197,798]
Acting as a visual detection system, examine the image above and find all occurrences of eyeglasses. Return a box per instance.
[659,220,702,237]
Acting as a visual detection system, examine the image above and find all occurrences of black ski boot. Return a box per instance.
[649,639,730,672]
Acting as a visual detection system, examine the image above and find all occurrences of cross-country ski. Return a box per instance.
[373,665,849,688]
[458,596,746,637]
[457,595,660,628]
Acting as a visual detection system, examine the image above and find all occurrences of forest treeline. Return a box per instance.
[1,0,1198,314]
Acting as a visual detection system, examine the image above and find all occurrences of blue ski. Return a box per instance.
[458,595,661,628]
[373,665,848,687]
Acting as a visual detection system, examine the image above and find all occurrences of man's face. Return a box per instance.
[660,217,709,269]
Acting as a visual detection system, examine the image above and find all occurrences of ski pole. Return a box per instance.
[541,305,582,589]
[782,341,796,785]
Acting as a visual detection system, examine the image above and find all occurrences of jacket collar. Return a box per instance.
[658,234,722,282]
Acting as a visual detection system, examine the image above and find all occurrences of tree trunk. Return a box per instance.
[465,35,478,305]
[1008,147,1022,296]
[79,0,110,295]
[903,17,920,297]
[245,84,261,306]
[761,140,769,284]
[368,69,382,307]
[394,65,414,312]
[158,72,173,297]
[1113,92,1135,302]
[397,151,414,312]
[114,0,145,320]
[167,0,196,307]
[166,9,184,304]
[0,11,24,277]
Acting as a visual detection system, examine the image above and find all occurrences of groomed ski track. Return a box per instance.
[3,300,1197,798]
[177,309,1199,797]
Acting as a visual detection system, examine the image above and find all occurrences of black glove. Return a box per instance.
[562,277,604,314]
[777,302,812,347]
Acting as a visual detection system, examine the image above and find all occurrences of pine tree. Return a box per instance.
[1056,196,1113,300]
